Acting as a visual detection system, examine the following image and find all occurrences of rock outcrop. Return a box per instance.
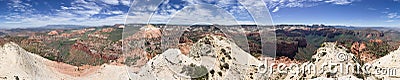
[47,30,59,36]
[367,47,400,79]
[130,35,266,79]
[268,42,364,80]
[272,42,400,80]
[0,42,130,80]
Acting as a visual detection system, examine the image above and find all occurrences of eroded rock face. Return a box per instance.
[307,43,361,79]
[141,25,162,39]
[122,25,163,71]
[189,35,266,80]
[270,42,400,80]
[351,42,365,55]
[350,42,377,62]
[277,41,298,58]
[178,37,193,55]
[129,35,268,80]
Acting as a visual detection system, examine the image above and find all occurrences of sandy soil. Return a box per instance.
[0,43,130,80]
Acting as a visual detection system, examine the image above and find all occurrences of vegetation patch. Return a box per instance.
[181,63,209,79]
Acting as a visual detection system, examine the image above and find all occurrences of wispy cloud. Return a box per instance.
[7,0,35,13]
[384,12,400,23]
[385,20,395,22]
[266,0,358,13]
[325,0,354,5]
[101,0,120,5]
[367,8,377,11]
[126,0,254,24]
[272,7,280,12]
[387,13,400,19]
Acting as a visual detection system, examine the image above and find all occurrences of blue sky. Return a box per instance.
[0,0,399,28]
[271,0,400,27]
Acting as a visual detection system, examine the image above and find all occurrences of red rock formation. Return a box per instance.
[61,33,72,37]
[178,37,193,55]
[178,43,192,55]
[359,52,377,63]
[70,40,119,61]
[351,42,363,55]
[73,30,87,35]
[351,42,366,55]
[48,31,59,36]
[144,29,161,39]
[71,41,93,56]
[101,28,114,33]
[351,42,377,62]
[276,41,298,58]
[369,39,383,44]
[272,56,302,68]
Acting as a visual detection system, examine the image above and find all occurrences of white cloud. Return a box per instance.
[387,13,399,19]
[1,13,127,28]
[111,11,124,14]
[101,0,120,5]
[59,0,133,16]
[385,20,395,22]
[60,6,84,10]
[125,0,247,25]
[104,10,124,15]
[59,0,104,17]
[7,0,35,13]
[120,0,131,6]
[0,0,360,28]
[4,21,23,24]
[325,0,353,5]
[272,7,280,12]
[166,5,237,25]
[384,13,400,23]
[367,8,377,11]
[264,0,357,12]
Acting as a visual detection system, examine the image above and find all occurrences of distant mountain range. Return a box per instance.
[2,24,398,34]
[35,25,90,29]
[0,32,5,37]
[333,25,400,32]
[2,25,90,33]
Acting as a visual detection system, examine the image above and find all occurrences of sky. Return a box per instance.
[0,0,399,28]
